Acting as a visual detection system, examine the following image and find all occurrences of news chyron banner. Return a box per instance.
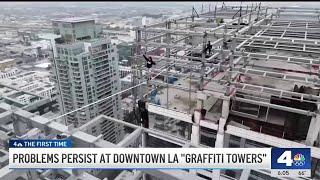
[8,139,311,178]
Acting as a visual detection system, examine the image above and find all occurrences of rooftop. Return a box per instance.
[51,17,95,23]
[0,59,15,64]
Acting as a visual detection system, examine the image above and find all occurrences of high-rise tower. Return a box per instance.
[50,17,123,143]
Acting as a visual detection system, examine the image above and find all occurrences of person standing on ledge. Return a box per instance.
[204,41,212,55]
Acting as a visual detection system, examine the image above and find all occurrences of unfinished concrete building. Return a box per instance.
[1,3,320,180]
[129,3,320,179]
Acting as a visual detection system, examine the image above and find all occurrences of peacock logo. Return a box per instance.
[293,153,305,166]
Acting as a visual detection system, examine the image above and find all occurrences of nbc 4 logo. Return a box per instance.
[271,148,310,170]
[277,151,306,167]
[12,142,23,147]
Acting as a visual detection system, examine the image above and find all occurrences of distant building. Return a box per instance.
[119,66,132,78]
[0,68,19,79]
[127,16,143,27]
[121,74,132,92]
[0,83,55,115]
[117,42,134,62]
[142,16,154,26]
[0,59,15,71]
[0,70,56,101]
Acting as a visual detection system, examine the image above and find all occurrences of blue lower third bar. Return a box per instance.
[9,139,72,148]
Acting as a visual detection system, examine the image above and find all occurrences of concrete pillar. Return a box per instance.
[257,4,261,21]
[221,98,230,120]
[277,8,280,20]
[239,169,251,180]
[237,17,241,31]
[200,32,207,91]
[215,98,230,149]
[231,38,237,54]
[240,137,246,147]
[223,133,230,147]
[265,8,268,18]
[43,124,51,136]
[306,114,320,146]
[196,99,203,110]
[249,4,253,23]
[219,105,228,131]
[142,131,147,147]
[218,118,227,134]
[142,129,147,180]
[215,133,224,148]
[12,116,26,136]
[227,51,234,83]
[191,124,200,146]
